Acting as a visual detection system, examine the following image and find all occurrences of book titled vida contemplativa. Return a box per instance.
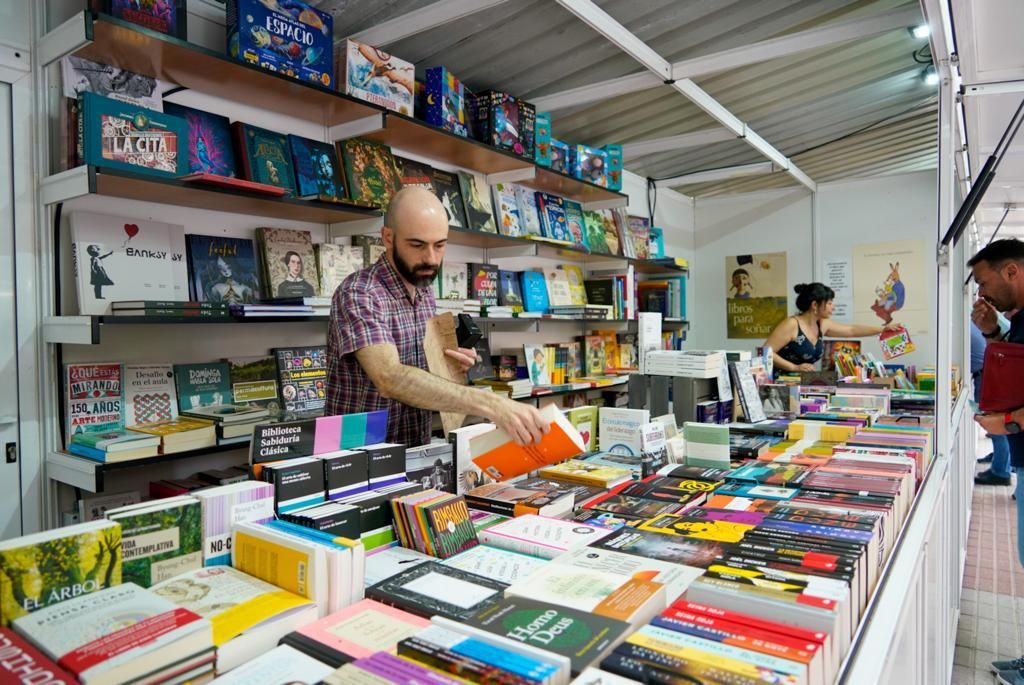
[70,211,188,316]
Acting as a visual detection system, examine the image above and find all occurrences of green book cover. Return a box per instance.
[106,499,202,588]
[227,355,281,415]
[339,138,402,209]
[0,520,122,626]
[465,596,631,675]
[683,422,730,445]
[566,406,598,451]
[174,361,231,412]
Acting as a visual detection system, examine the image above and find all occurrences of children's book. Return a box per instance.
[584,210,612,255]
[231,122,297,194]
[275,346,328,415]
[879,326,916,360]
[626,215,652,260]
[513,185,543,236]
[337,39,414,115]
[497,270,524,312]
[458,172,497,233]
[535,192,571,242]
[163,102,236,177]
[542,266,574,307]
[562,199,587,249]
[491,183,522,237]
[124,364,178,426]
[289,134,346,201]
[186,234,260,304]
[338,138,402,209]
[315,244,363,297]
[467,263,499,307]
[520,271,550,313]
[70,211,188,315]
[440,262,468,300]
[524,345,550,386]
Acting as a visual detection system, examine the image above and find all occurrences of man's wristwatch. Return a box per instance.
[984,325,1003,339]
[1005,412,1022,434]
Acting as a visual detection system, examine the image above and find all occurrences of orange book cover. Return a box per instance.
[470,404,585,481]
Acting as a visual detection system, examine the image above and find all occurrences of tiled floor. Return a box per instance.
[953,457,1024,684]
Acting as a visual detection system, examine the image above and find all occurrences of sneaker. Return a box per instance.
[976,469,1013,486]
[979,453,994,463]
[997,669,1024,685]
[992,656,1024,673]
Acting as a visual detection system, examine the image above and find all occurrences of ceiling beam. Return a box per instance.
[658,162,775,188]
[622,128,738,161]
[963,80,1024,97]
[531,4,921,113]
[671,6,921,79]
[555,0,816,192]
[346,0,511,47]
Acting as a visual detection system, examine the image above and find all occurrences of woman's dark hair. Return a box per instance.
[793,282,835,313]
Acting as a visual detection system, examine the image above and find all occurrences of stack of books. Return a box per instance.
[128,415,217,453]
[67,429,160,463]
[110,300,230,319]
[683,422,731,468]
[228,303,317,318]
[644,350,725,378]
[181,403,269,444]
[389,489,479,559]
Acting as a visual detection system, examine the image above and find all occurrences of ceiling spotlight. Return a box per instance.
[922,65,939,86]
[909,24,930,39]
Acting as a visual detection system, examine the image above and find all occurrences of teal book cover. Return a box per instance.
[231,122,297,194]
[174,361,231,411]
[106,500,202,588]
[520,271,550,313]
[80,92,187,178]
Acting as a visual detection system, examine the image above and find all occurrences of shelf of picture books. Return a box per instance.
[50,10,626,215]
[10,346,941,684]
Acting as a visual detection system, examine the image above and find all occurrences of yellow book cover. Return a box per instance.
[538,459,632,487]
[129,416,215,436]
[232,529,312,599]
[150,566,313,646]
[628,629,799,683]
[561,265,587,306]
[639,515,752,543]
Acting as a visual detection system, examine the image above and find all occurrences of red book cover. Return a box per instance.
[0,627,76,684]
[659,606,821,664]
[673,600,829,646]
[179,172,288,196]
[230,122,252,182]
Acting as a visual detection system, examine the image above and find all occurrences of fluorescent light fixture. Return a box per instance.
[909,24,930,39]
[923,65,939,86]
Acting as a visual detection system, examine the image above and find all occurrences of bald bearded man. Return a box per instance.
[326,186,549,447]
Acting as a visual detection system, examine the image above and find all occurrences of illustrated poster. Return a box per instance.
[852,239,928,336]
[725,252,788,339]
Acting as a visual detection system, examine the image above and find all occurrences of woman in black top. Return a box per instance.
[765,283,901,373]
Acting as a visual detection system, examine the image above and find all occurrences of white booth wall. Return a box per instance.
[687,170,938,367]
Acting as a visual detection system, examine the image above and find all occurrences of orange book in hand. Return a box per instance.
[470,404,586,481]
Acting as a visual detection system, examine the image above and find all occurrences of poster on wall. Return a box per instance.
[823,258,853,321]
[852,239,929,337]
[725,251,788,339]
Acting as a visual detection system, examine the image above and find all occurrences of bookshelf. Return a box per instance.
[46,443,249,493]
[41,166,382,224]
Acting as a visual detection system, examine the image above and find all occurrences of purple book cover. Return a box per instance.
[682,507,766,526]
[360,653,464,684]
[163,102,237,177]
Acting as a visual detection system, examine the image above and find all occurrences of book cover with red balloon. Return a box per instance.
[69,210,188,316]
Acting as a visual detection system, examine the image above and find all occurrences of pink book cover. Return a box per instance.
[314,415,343,454]
[293,598,429,660]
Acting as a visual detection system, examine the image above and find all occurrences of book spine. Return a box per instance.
[113,308,232,317]
[398,637,536,685]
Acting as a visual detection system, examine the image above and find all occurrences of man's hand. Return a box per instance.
[490,397,550,445]
[972,298,999,335]
[975,412,1009,436]
[444,347,480,372]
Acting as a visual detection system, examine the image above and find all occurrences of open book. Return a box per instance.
[469,404,586,481]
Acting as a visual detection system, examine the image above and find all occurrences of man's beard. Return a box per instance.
[393,250,439,288]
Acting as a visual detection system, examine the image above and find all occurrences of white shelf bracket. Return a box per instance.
[43,316,97,345]
[38,13,91,68]
[40,166,90,207]
[485,244,540,260]
[328,113,385,142]
[485,167,535,186]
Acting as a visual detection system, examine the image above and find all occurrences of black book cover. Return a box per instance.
[466,337,495,383]
[431,169,470,230]
[262,459,325,513]
[590,527,726,568]
[584,279,615,307]
[250,418,317,466]
[467,263,498,307]
[465,597,630,676]
[279,632,353,668]
[322,450,370,499]
[361,443,407,487]
[394,156,436,192]
[365,562,507,621]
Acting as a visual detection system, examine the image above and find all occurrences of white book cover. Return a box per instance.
[315,244,363,298]
[440,261,468,300]
[513,185,543,236]
[442,544,548,584]
[598,407,650,456]
[194,482,275,566]
[124,364,178,427]
[11,583,211,680]
[478,514,613,560]
[70,212,188,315]
[61,55,167,108]
[364,545,433,587]
[506,564,666,623]
[491,183,522,237]
[208,644,333,685]
[542,267,574,307]
[553,546,701,604]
